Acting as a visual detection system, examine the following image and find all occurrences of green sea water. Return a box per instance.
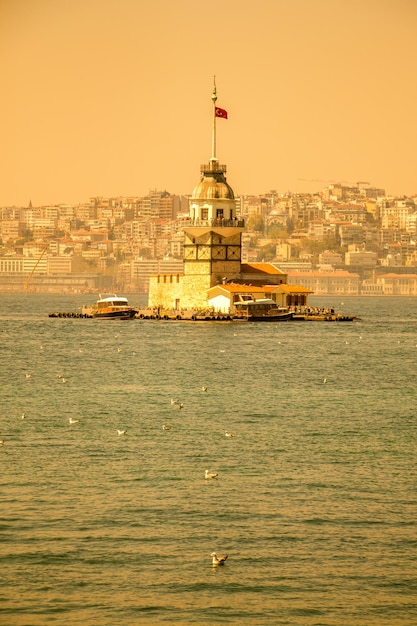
[0,294,416,625]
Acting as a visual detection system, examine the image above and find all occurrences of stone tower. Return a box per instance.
[180,80,245,308]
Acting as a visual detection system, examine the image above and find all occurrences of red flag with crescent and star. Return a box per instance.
[215,107,228,119]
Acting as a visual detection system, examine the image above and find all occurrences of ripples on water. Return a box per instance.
[1,295,417,625]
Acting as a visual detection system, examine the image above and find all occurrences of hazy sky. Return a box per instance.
[1,0,416,206]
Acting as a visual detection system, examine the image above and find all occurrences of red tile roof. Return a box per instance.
[241,263,286,275]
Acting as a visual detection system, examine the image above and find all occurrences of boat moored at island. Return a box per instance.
[82,295,138,320]
[232,299,294,322]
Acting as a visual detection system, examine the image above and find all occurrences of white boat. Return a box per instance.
[82,295,137,320]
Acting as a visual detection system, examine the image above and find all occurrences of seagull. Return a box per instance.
[178,403,184,409]
[323,377,327,384]
[171,398,179,406]
[117,347,123,353]
[225,431,235,438]
[25,374,32,379]
[61,378,68,383]
[0,440,4,445]
[21,412,26,420]
[201,386,208,392]
[162,424,171,431]
[211,552,228,566]
[205,469,218,480]
[69,417,79,425]
[117,429,127,436]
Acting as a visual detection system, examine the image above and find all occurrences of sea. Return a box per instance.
[1,294,416,626]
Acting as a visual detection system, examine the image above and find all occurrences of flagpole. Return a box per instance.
[211,76,217,163]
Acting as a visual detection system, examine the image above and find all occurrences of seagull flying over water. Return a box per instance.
[211,552,228,566]
[205,469,218,480]
[117,429,127,436]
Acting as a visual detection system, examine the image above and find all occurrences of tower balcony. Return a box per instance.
[184,217,245,238]
[200,162,227,174]
[188,217,245,228]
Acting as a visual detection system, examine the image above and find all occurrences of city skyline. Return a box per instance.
[1,0,416,207]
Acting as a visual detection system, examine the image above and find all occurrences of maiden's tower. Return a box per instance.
[148,81,245,310]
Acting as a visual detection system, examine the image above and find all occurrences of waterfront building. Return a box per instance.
[287,269,360,295]
[207,283,312,312]
[362,273,417,296]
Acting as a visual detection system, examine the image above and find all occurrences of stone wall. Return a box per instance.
[180,274,212,309]
[148,272,213,310]
[148,275,183,309]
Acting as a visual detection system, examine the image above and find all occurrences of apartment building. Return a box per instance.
[287,269,360,295]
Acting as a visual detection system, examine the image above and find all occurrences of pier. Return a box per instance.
[48,307,359,322]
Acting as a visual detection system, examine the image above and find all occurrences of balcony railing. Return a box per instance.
[200,163,228,174]
[188,218,245,228]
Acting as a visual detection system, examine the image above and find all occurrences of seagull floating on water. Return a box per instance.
[205,469,218,480]
[25,374,32,379]
[117,429,127,436]
[201,386,208,392]
[69,417,79,425]
[21,412,26,420]
[225,431,235,438]
[211,552,228,566]
[162,424,171,431]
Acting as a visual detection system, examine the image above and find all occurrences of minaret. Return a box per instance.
[181,79,245,308]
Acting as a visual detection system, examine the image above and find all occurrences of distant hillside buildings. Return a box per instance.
[1,181,417,295]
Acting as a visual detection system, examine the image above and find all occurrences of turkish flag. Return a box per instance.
[215,107,228,119]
